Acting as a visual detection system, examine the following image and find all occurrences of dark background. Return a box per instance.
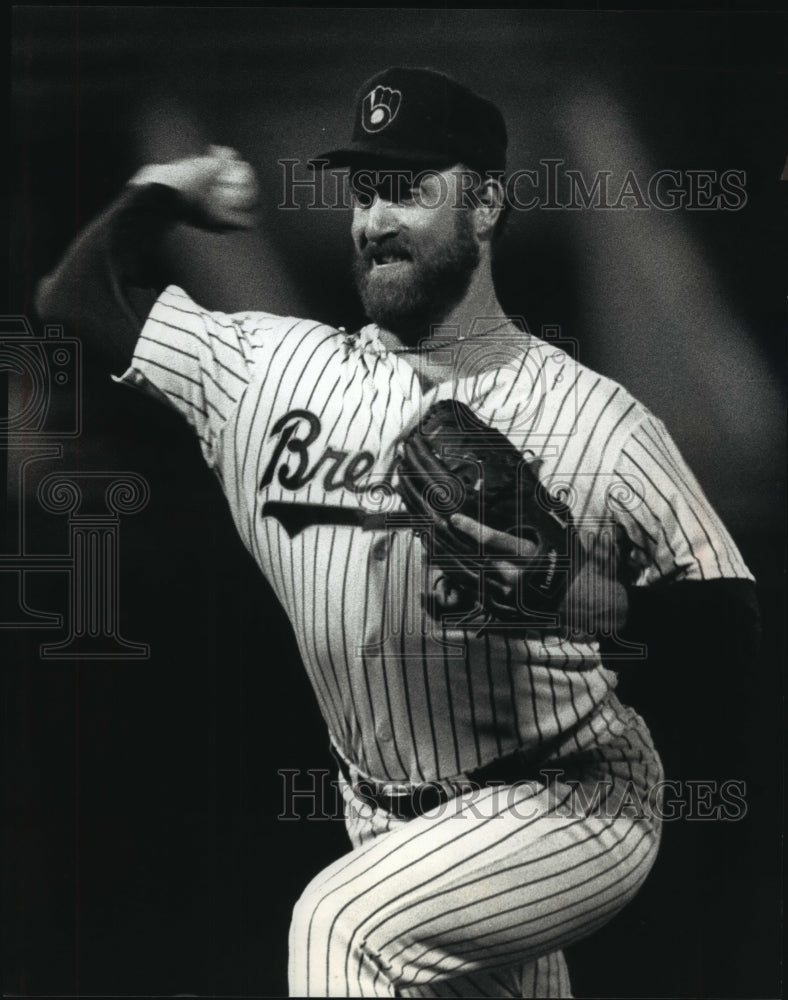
[4,8,785,998]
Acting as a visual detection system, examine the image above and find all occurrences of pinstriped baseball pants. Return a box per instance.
[288,699,662,997]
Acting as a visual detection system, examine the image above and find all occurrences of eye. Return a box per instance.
[390,175,420,205]
[348,173,376,209]
[348,172,422,209]
[351,188,375,209]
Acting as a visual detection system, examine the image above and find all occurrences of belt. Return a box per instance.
[333,747,547,820]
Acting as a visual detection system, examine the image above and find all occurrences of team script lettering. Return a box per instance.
[259,409,375,494]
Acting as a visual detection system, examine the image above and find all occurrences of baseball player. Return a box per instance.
[37,67,758,998]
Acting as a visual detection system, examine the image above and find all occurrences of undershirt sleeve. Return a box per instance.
[34,183,186,369]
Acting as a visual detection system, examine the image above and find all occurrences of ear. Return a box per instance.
[473,176,505,239]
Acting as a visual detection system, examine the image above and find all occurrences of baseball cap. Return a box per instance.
[311,66,507,175]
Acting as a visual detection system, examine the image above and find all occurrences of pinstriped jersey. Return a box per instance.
[116,284,753,784]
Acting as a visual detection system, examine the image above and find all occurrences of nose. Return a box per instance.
[352,195,399,247]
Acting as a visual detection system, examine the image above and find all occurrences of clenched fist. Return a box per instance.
[129,145,259,231]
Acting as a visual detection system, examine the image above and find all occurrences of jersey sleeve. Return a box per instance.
[611,412,753,585]
[113,284,261,467]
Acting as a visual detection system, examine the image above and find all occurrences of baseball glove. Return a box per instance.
[394,399,577,620]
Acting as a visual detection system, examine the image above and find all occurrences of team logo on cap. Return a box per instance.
[361,85,402,133]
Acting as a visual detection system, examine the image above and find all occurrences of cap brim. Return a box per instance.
[308,142,457,171]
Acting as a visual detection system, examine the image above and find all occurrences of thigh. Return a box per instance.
[340,779,573,998]
[294,776,660,995]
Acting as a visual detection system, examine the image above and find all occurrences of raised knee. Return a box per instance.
[289,878,361,967]
[289,881,388,996]
[290,879,332,951]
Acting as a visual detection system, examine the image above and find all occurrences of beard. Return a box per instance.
[352,210,480,342]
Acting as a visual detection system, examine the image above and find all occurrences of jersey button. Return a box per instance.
[372,537,389,561]
[377,724,393,743]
